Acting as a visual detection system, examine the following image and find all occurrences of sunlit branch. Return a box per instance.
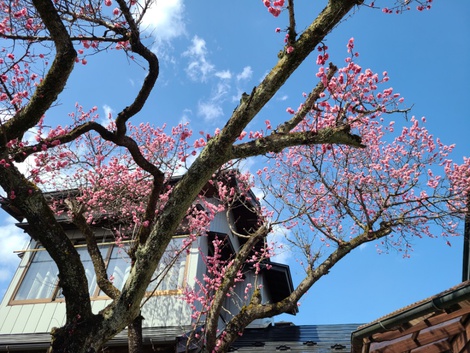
[231,125,364,160]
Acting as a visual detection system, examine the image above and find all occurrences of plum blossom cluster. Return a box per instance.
[316,44,329,66]
[259,114,463,261]
[0,1,43,35]
[182,235,274,348]
[376,0,433,14]
[0,57,43,114]
[182,238,243,343]
[247,41,467,263]
[289,38,405,134]
[262,0,285,17]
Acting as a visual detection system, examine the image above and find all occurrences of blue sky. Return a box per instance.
[0,0,469,326]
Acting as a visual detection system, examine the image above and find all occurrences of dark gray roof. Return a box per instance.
[230,323,362,352]
[0,326,192,351]
[0,324,361,352]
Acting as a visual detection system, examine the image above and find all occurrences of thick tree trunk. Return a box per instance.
[50,315,104,353]
[128,314,144,353]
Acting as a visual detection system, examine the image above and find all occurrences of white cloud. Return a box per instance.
[212,82,230,102]
[180,109,193,125]
[183,36,214,81]
[236,66,253,81]
[198,101,223,122]
[215,70,232,80]
[277,94,288,101]
[101,104,115,127]
[140,0,186,45]
[103,104,113,116]
[184,35,206,57]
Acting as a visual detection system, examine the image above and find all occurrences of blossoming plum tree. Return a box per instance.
[0,0,465,352]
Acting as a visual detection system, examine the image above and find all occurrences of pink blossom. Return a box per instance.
[268,7,281,17]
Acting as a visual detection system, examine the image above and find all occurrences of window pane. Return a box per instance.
[147,238,186,293]
[55,245,110,299]
[15,249,58,300]
[77,245,109,296]
[105,246,131,292]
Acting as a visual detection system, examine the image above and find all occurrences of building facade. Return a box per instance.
[0,179,294,352]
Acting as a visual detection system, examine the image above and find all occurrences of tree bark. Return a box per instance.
[128,314,144,353]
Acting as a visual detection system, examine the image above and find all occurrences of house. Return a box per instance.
[351,212,470,353]
[351,280,470,353]
[0,174,295,352]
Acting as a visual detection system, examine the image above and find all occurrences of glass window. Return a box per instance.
[12,238,187,303]
[99,246,131,296]
[14,248,59,301]
[56,245,109,299]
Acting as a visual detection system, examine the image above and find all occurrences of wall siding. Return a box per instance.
[22,303,46,333]
[141,296,192,328]
[46,302,66,332]
[0,305,22,334]
[0,305,11,333]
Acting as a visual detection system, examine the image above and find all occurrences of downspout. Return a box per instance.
[350,282,470,353]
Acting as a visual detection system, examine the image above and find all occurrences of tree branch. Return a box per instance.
[14,121,164,179]
[287,0,297,44]
[1,0,76,144]
[231,124,365,159]
[114,0,159,137]
[277,63,338,134]
[0,165,93,323]
[215,224,392,352]
[205,226,269,351]
[65,199,121,300]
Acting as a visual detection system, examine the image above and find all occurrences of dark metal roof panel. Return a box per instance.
[231,324,362,353]
[0,324,362,352]
[0,326,192,351]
